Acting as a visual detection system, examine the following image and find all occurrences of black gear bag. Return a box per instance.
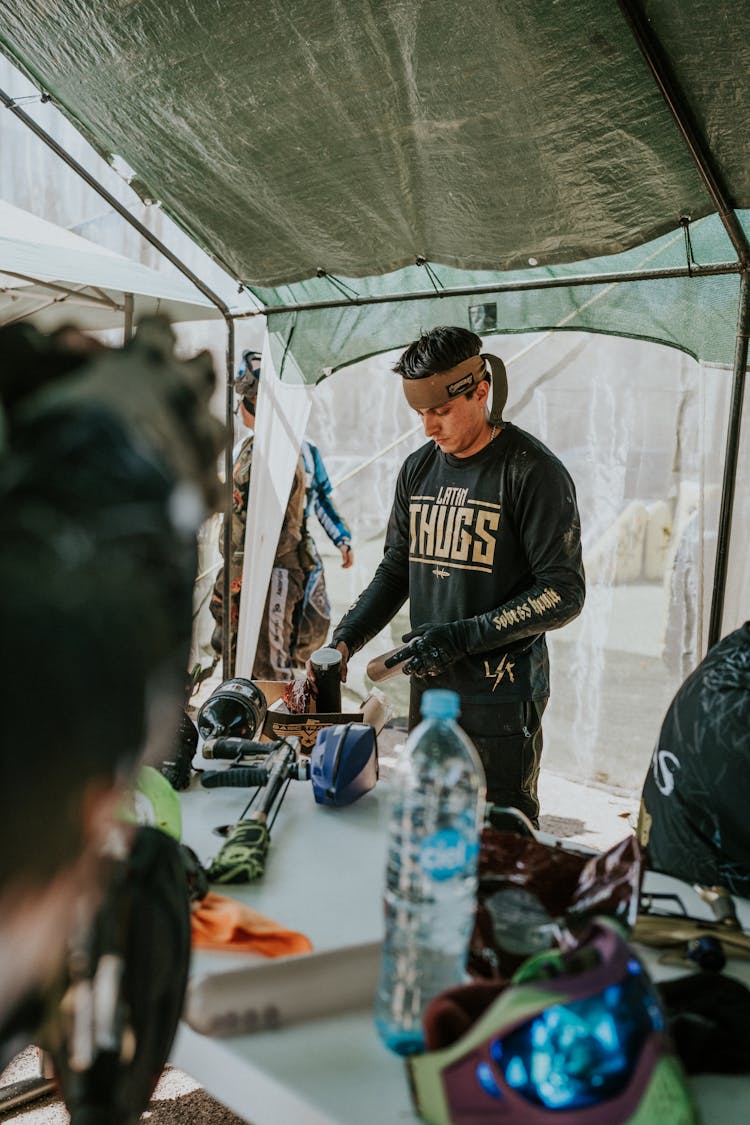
[43,826,192,1125]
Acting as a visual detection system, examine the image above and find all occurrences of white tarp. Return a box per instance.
[235,338,311,677]
[0,199,222,330]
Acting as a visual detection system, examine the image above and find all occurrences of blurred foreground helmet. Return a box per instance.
[6,316,226,514]
[409,920,697,1124]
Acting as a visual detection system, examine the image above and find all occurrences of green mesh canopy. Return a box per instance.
[1,0,748,375]
[260,213,745,381]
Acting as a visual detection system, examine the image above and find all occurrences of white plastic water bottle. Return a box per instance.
[374,689,486,1056]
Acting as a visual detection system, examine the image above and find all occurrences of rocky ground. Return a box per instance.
[0,1053,246,1124]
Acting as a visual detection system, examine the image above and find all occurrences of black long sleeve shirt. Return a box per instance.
[333,423,585,703]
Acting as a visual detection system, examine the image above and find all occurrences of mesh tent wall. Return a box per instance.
[302,330,741,792]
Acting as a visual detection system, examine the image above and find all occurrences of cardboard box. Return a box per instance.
[253,680,384,754]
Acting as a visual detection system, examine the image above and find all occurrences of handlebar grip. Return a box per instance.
[200,767,269,788]
[202,737,275,760]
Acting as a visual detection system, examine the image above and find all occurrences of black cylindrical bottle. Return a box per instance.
[310,647,342,713]
[197,678,267,741]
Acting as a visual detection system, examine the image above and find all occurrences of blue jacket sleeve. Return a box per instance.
[306,442,351,546]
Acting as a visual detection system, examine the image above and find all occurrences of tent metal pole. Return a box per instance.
[617,0,750,267]
[0,87,235,313]
[223,318,235,678]
[708,271,750,648]
[123,292,134,342]
[1,293,88,325]
[617,0,750,649]
[235,261,740,318]
[1,270,122,309]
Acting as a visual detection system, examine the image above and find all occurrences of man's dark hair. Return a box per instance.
[394,326,483,380]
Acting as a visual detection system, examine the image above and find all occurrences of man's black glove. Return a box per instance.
[384,621,468,678]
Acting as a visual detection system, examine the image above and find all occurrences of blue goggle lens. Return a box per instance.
[482,968,663,1111]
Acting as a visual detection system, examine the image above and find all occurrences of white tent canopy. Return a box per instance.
[0,199,223,330]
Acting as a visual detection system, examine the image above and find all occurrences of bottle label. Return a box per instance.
[420,829,478,882]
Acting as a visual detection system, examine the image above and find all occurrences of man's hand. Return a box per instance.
[339,543,354,569]
[383,622,465,678]
[305,640,350,695]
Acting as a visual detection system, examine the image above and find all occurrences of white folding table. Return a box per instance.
[173,773,750,1124]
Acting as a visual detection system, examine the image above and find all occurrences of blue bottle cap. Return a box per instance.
[420,689,461,720]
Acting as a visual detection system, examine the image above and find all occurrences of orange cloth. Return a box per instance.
[191,891,313,957]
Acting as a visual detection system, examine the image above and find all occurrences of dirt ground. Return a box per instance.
[0,1052,247,1124]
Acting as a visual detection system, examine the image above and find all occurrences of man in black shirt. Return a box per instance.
[328,326,585,824]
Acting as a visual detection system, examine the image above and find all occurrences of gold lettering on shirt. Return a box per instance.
[472,510,500,566]
[528,588,562,615]
[436,485,469,506]
[434,506,457,558]
[409,492,501,574]
[484,654,516,690]
[492,587,562,632]
[409,504,419,554]
[419,502,439,558]
[451,508,473,561]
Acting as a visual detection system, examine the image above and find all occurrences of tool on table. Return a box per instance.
[185,941,382,1037]
[201,736,309,783]
[694,884,742,930]
[201,738,302,883]
[309,646,343,712]
[199,721,380,882]
[634,887,750,962]
[366,646,410,683]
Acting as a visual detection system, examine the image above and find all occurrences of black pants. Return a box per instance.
[409,684,547,827]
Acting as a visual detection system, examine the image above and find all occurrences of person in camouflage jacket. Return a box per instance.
[210,352,306,678]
